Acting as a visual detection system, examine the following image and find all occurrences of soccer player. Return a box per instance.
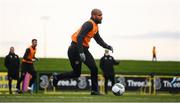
[16,39,38,93]
[152,46,157,61]
[52,8,113,95]
[4,47,20,94]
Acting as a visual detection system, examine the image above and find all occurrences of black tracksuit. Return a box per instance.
[4,53,20,93]
[56,18,111,93]
[100,55,119,94]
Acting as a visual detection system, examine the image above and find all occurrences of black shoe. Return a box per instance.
[15,89,23,94]
[50,73,58,87]
[91,91,103,95]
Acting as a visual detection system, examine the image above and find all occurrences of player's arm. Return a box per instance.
[94,33,113,52]
[112,57,120,65]
[77,21,93,53]
[4,56,9,69]
[16,55,20,68]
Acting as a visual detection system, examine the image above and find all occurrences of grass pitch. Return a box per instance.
[0,92,180,102]
[0,58,180,75]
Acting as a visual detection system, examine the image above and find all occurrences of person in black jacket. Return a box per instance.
[4,47,20,94]
[100,49,119,94]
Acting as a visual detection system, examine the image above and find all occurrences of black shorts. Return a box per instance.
[21,62,36,76]
[21,62,35,72]
[8,71,19,80]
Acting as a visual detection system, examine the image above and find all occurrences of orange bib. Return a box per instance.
[71,19,98,47]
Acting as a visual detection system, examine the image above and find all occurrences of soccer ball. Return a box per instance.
[112,83,125,96]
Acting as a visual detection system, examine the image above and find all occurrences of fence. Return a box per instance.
[0,72,179,94]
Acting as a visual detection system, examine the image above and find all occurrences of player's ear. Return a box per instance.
[92,15,96,19]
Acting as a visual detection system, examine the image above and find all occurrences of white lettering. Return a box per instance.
[57,79,77,86]
[173,82,180,88]
[163,80,180,88]
[127,80,146,87]
[163,80,172,87]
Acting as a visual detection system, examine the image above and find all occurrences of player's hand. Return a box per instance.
[32,59,36,62]
[79,52,86,62]
[107,45,113,53]
[32,58,39,62]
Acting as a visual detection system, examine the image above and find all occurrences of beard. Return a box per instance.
[94,18,102,24]
[98,20,102,24]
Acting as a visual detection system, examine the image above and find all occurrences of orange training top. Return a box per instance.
[22,46,36,64]
[71,19,98,47]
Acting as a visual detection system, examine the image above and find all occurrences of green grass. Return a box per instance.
[0,57,180,75]
[0,93,180,102]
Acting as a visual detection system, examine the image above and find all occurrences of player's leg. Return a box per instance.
[84,50,101,95]
[16,63,26,93]
[59,46,82,78]
[155,55,157,61]
[110,74,115,86]
[52,46,82,87]
[16,74,25,93]
[152,54,155,61]
[104,76,108,94]
[28,65,37,93]
[7,73,12,94]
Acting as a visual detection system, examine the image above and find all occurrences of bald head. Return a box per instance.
[91,9,102,16]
